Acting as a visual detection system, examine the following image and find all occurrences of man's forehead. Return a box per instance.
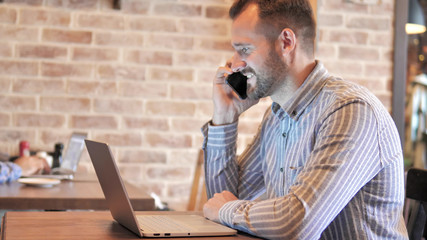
[231,3,262,44]
[231,3,259,31]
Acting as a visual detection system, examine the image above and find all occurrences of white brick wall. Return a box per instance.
[0,0,395,210]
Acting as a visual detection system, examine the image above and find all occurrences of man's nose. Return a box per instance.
[230,56,247,72]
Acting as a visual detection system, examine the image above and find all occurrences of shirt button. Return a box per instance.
[280,167,284,172]
[282,132,287,137]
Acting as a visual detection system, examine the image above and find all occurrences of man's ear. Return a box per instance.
[278,28,296,56]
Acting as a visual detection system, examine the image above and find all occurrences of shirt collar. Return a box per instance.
[271,60,330,121]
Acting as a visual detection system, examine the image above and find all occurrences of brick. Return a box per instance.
[94,98,143,114]
[195,101,213,118]
[0,129,36,143]
[195,38,233,51]
[13,78,65,94]
[123,116,169,131]
[14,113,65,127]
[135,182,165,197]
[125,50,172,65]
[43,28,92,44]
[0,95,36,111]
[171,85,211,100]
[0,25,38,41]
[315,44,337,59]
[128,17,177,32]
[98,64,145,81]
[0,43,12,57]
[167,182,191,198]
[94,32,144,47]
[121,0,150,14]
[0,61,38,76]
[376,93,391,109]
[171,118,207,133]
[369,33,393,47]
[381,49,393,62]
[195,69,217,84]
[322,0,368,13]
[2,0,43,6]
[175,52,223,67]
[0,7,17,24]
[17,44,67,59]
[146,101,196,116]
[348,77,386,90]
[67,80,117,95]
[167,200,188,212]
[179,19,228,36]
[19,9,70,26]
[146,34,193,50]
[317,13,343,27]
[238,120,262,135]
[148,67,193,82]
[206,5,229,19]
[365,63,392,77]
[328,30,368,45]
[154,3,202,17]
[119,149,167,163]
[338,46,379,61]
[0,78,12,93]
[70,115,118,129]
[194,135,205,149]
[370,1,393,15]
[346,17,390,31]
[146,166,192,180]
[323,61,364,77]
[77,14,125,30]
[40,130,74,146]
[119,82,168,98]
[45,0,98,9]
[167,150,198,165]
[93,132,142,146]
[40,96,90,112]
[40,130,71,143]
[72,47,119,62]
[41,62,93,78]
[0,113,10,126]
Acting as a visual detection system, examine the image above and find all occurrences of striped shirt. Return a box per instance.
[0,162,22,184]
[202,61,408,239]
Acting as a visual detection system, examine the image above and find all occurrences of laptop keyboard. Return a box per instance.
[137,215,192,233]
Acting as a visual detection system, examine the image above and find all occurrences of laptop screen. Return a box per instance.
[60,132,87,171]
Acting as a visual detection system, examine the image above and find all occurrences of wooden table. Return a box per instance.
[1,211,260,240]
[0,178,154,211]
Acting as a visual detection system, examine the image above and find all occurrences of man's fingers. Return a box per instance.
[214,67,233,84]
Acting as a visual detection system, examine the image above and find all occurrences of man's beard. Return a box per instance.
[246,49,288,100]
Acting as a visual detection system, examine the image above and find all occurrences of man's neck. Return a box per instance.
[271,59,316,107]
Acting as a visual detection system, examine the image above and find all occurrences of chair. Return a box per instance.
[187,149,207,211]
[406,168,427,240]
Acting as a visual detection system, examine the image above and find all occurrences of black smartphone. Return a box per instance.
[226,72,248,99]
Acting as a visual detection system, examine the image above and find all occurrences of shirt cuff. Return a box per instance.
[219,199,241,227]
[201,121,239,149]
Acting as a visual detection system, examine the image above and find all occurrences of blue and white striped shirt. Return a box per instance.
[202,61,408,239]
[0,161,22,184]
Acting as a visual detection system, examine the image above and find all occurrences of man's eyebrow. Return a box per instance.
[232,42,251,48]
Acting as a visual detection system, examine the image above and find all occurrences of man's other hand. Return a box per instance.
[203,190,238,223]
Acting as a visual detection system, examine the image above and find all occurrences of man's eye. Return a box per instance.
[241,47,249,54]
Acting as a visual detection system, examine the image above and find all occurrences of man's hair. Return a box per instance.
[229,0,316,55]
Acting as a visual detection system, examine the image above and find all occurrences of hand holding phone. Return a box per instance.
[226,72,248,100]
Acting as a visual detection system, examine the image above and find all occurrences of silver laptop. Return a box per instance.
[85,139,237,238]
[29,132,87,180]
